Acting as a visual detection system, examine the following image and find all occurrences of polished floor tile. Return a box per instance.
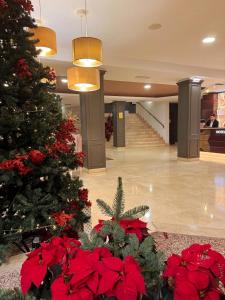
[75,147,225,238]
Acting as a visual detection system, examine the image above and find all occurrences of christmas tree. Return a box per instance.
[0,0,90,262]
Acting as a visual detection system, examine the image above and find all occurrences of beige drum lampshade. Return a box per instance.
[72,37,103,67]
[30,26,57,57]
[67,67,100,92]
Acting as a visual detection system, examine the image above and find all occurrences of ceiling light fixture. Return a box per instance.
[144,84,151,89]
[67,67,100,92]
[72,1,103,67]
[202,36,216,44]
[30,0,57,57]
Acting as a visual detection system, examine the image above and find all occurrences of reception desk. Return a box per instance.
[200,128,225,153]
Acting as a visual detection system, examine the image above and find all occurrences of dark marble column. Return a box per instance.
[112,101,126,147]
[80,71,106,171]
[177,78,203,160]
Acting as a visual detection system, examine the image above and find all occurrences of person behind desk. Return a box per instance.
[205,114,219,128]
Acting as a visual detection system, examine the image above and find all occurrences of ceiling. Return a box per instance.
[33,0,225,90]
[56,76,178,97]
[104,80,177,97]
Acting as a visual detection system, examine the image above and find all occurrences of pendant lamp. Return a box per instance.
[30,0,57,57]
[72,0,103,67]
[73,37,102,67]
[67,67,100,92]
[30,26,57,57]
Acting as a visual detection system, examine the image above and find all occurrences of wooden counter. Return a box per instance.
[200,128,225,154]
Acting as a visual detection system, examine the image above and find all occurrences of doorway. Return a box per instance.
[169,103,178,145]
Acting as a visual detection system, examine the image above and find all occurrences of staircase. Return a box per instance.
[126,114,165,148]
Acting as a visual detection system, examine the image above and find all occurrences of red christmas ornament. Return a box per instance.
[16,58,32,80]
[28,150,46,165]
[0,0,8,8]
[15,0,33,13]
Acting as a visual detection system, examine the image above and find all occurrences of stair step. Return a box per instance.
[123,114,165,148]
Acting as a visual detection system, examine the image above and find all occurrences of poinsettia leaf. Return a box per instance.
[31,264,47,288]
[98,270,120,295]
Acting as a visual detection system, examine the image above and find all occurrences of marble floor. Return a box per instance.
[76,146,225,238]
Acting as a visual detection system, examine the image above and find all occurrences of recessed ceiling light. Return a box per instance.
[144,84,151,89]
[202,36,216,44]
[148,23,162,30]
[61,78,68,83]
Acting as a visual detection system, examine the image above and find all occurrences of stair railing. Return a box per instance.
[137,103,165,129]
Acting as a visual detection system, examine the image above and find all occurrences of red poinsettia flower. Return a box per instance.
[29,150,46,164]
[163,254,182,277]
[51,277,94,300]
[119,219,148,241]
[174,280,199,300]
[164,244,225,300]
[21,245,55,294]
[21,236,81,295]
[187,270,210,291]
[52,211,75,226]
[204,289,220,300]
[98,255,146,300]
[94,218,148,241]
[67,247,112,294]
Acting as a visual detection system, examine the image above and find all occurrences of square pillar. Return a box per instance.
[113,101,126,147]
[177,78,203,160]
[80,71,106,171]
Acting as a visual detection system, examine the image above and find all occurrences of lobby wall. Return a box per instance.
[136,101,170,144]
[201,92,225,127]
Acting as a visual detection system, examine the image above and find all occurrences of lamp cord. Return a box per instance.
[85,0,88,37]
[80,15,83,35]
[39,0,42,24]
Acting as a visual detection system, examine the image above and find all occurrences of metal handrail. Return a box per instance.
[137,103,165,128]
